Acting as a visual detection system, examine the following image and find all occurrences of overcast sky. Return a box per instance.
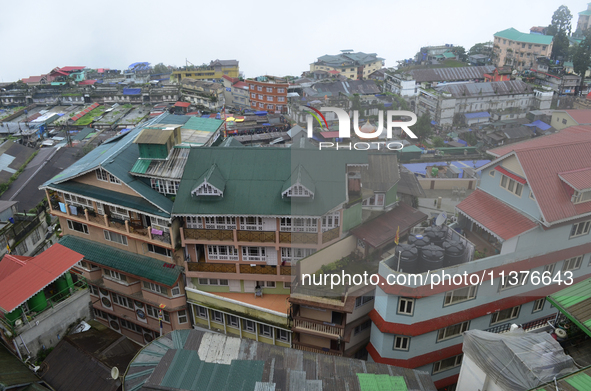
[1,0,589,82]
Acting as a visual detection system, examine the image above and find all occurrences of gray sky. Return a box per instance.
[1,0,589,82]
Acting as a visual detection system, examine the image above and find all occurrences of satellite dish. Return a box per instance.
[15,319,22,326]
[512,70,518,75]
[555,329,567,339]
[435,212,447,226]
[111,367,119,380]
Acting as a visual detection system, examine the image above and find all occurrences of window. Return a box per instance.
[277,88,285,93]
[354,320,372,335]
[355,295,374,308]
[362,193,385,206]
[277,329,290,342]
[251,93,256,98]
[266,87,273,93]
[89,285,99,296]
[500,273,527,290]
[242,246,266,262]
[199,278,229,286]
[204,216,235,230]
[284,184,312,198]
[444,286,477,306]
[195,305,208,319]
[30,228,41,244]
[119,319,142,333]
[171,285,181,296]
[562,118,567,125]
[150,179,180,195]
[393,336,410,351]
[77,260,98,271]
[573,191,591,204]
[143,281,168,295]
[544,262,556,275]
[208,245,239,260]
[243,319,255,332]
[257,86,262,91]
[280,217,317,233]
[67,220,89,234]
[283,282,291,289]
[94,308,108,319]
[96,168,120,184]
[227,315,239,327]
[570,221,590,238]
[259,103,264,108]
[398,297,415,315]
[529,191,535,200]
[212,310,224,323]
[562,255,583,272]
[178,310,188,324]
[491,306,520,324]
[321,212,340,232]
[146,305,170,322]
[258,94,263,100]
[433,354,463,374]
[256,281,275,288]
[111,293,134,309]
[533,298,545,313]
[260,324,272,337]
[104,269,128,283]
[500,175,523,197]
[437,321,469,341]
[103,230,128,245]
[267,104,274,110]
[109,206,129,221]
[147,243,172,257]
[277,97,285,102]
[489,170,495,177]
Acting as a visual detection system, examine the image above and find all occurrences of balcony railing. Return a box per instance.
[187,262,236,273]
[184,228,233,241]
[239,264,277,275]
[279,232,318,244]
[293,318,344,337]
[207,254,239,261]
[237,230,275,243]
[292,342,342,356]
[484,314,557,334]
[322,227,340,244]
[280,266,292,275]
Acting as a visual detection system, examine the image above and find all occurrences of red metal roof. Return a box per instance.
[0,244,83,313]
[351,203,428,248]
[495,166,526,184]
[456,189,537,240]
[0,255,31,283]
[60,66,86,72]
[174,102,191,108]
[562,110,591,125]
[78,80,97,85]
[559,167,591,191]
[233,81,248,89]
[21,75,46,83]
[320,131,341,139]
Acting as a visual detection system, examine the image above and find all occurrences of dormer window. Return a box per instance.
[573,191,591,204]
[96,168,121,184]
[192,164,226,197]
[284,184,312,197]
[194,183,222,196]
[282,165,315,199]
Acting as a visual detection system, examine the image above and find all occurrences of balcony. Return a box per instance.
[322,227,340,244]
[293,318,344,338]
[239,264,277,275]
[279,232,318,244]
[188,262,237,273]
[184,228,233,242]
[484,313,558,334]
[237,230,275,243]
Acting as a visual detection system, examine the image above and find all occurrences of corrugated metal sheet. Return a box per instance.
[410,65,495,83]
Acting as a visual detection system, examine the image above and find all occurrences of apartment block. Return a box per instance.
[368,126,591,389]
[248,78,289,113]
[171,60,239,83]
[310,51,384,80]
[493,28,553,71]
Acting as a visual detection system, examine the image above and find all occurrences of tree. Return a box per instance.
[451,46,468,62]
[153,63,170,74]
[413,112,432,140]
[573,29,591,94]
[468,42,493,56]
[431,137,445,147]
[547,5,573,60]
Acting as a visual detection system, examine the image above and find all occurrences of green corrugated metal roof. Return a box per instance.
[194,164,226,193]
[172,147,367,217]
[281,165,315,194]
[153,113,192,125]
[566,373,591,390]
[357,373,408,391]
[400,145,423,153]
[494,28,553,45]
[182,117,224,132]
[59,235,181,286]
[72,127,94,141]
[131,159,152,174]
[219,137,243,147]
[547,278,591,338]
[48,181,169,217]
[579,10,591,16]
[443,51,456,58]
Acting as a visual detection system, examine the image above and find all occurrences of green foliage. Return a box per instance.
[431,136,445,147]
[36,347,54,365]
[468,42,493,56]
[547,5,573,60]
[463,131,478,146]
[451,46,468,62]
[74,106,105,126]
[413,112,433,140]
[574,29,591,93]
[153,63,170,74]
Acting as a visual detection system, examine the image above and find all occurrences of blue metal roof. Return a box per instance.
[524,120,551,131]
[123,88,141,95]
[464,112,490,119]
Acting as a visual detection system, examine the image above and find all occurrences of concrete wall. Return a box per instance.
[551,112,580,130]
[16,289,91,358]
[417,178,477,190]
[299,236,357,276]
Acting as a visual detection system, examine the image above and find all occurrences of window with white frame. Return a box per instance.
[204,216,236,230]
[104,269,128,283]
[143,281,168,295]
[256,281,275,288]
[94,308,108,319]
[251,93,256,98]
[321,212,340,232]
[242,246,266,262]
[362,193,385,207]
[277,329,290,342]
[227,315,239,327]
[544,262,557,275]
[194,183,222,196]
[277,97,285,102]
[195,305,208,319]
[258,94,263,100]
[67,220,89,234]
[355,295,374,308]
[500,175,523,197]
[177,310,188,324]
[243,319,255,332]
[257,86,262,91]
[533,298,545,313]
[266,87,273,93]
[398,297,415,315]
[283,282,291,289]
[30,228,41,244]
[77,260,98,271]
[146,305,170,322]
[259,103,264,108]
[280,247,316,263]
[109,206,129,221]
[147,243,172,257]
[198,278,229,286]
[260,324,272,337]
[103,230,128,245]
[186,216,202,228]
[212,310,224,323]
[280,217,318,233]
[570,220,591,238]
[120,319,142,333]
[89,285,99,296]
[437,321,469,342]
[444,285,477,306]
[573,191,591,204]
[393,336,410,351]
[491,306,520,325]
[563,255,583,272]
[500,273,527,290]
[63,193,94,210]
[239,216,263,231]
[151,179,180,195]
[354,320,372,336]
[267,104,274,110]
[207,245,239,260]
[433,354,463,374]
[171,285,181,296]
[111,292,134,309]
[489,170,495,177]
[96,168,121,184]
[266,96,273,101]
[150,217,170,232]
[284,184,312,198]
[277,88,285,93]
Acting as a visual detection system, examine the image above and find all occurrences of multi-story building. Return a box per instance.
[180,78,225,111]
[40,116,196,344]
[416,80,552,129]
[577,3,591,33]
[310,51,384,80]
[368,126,591,389]
[171,60,239,84]
[493,28,553,71]
[247,78,289,113]
[221,75,250,110]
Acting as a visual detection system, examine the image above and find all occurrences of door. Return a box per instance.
[243,280,255,293]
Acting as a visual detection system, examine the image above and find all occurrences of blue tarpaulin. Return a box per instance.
[123,88,141,95]
[255,111,267,116]
[464,112,490,119]
[457,139,468,146]
[524,120,551,131]
[431,120,437,125]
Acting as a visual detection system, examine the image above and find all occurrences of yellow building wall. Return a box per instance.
[551,112,579,130]
[501,155,525,177]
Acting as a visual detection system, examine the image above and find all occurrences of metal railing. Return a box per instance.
[293,318,344,337]
[484,314,558,334]
[184,228,233,241]
[292,342,342,356]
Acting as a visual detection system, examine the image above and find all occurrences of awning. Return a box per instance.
[547,278,591,338]
[495,166,527,184]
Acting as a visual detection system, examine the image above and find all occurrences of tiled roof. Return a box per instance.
[489,126,591,223]
[59,235,182,286]
[456,189,537,241]
[0,244,83,313]
[559,167,591,191]
[494,28,554,45]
